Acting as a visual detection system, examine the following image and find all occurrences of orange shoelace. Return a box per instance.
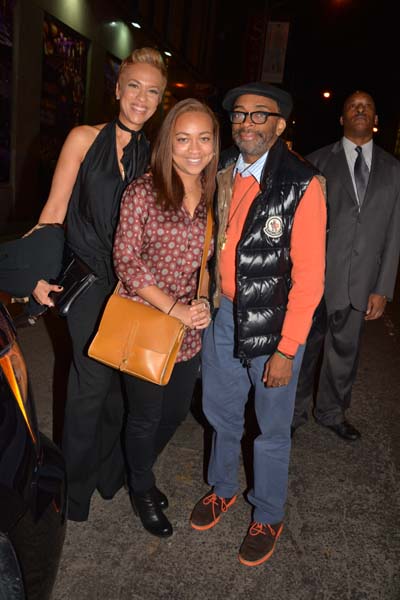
[203,493,231,514]
[249,522,277,537]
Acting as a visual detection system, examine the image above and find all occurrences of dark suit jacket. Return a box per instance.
[307,140,400,313]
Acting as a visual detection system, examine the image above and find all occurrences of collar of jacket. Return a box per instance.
[218,137,288,192]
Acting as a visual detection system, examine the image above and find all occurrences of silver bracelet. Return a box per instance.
[199,296,210,311]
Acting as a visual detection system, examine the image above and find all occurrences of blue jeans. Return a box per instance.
[202,296,305,523]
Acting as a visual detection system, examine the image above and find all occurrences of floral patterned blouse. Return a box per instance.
[113,172,212,362]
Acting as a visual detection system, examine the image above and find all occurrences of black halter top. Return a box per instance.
[66,120,150,281]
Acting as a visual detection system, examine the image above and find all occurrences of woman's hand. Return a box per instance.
[169,302,195,328]
[32,280,63,307]
[170,299,211,329]
[190,298,212,330]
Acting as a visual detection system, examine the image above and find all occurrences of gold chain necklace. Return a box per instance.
[220,178,258,250]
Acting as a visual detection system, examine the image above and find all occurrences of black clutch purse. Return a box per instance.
[50,252,98,317]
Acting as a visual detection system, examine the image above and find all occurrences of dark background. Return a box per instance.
[212,0,399,155]
[2,0,399,228]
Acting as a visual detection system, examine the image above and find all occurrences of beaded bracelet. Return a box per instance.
[275,349,295,361]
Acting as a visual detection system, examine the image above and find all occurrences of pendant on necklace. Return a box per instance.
[220,233,227,251]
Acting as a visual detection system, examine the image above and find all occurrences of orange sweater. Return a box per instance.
[219,174,326,356]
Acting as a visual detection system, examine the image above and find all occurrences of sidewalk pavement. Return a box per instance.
[17,308,400,600]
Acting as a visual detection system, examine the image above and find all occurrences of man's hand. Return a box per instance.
[263,352,293,387]
[364,293,387,321]
[32,280,63,307]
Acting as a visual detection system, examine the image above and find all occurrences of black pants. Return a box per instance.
[293,317,326,427]
[123,354,200,494]
[293,300,365,428]
[63,279,125,521]
[314,305,365,425]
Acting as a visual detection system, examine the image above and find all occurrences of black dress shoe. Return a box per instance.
[125,482,169,510]
[323,420,361,441]
[129,490,173,537]
[153,486,169,510]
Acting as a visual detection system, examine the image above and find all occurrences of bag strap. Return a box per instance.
[196,206,213,298]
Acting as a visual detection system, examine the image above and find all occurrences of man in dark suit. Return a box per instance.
[292,90,400,441]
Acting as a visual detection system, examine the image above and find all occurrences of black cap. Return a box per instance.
[222,82,293,120]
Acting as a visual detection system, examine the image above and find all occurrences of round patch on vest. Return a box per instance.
[263,216,283,238]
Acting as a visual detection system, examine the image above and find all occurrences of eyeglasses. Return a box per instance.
[229,111,283,124]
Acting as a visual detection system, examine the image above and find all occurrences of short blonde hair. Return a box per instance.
[118,47,167,93]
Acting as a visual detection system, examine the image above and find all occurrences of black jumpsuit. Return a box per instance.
[63,120,149,521]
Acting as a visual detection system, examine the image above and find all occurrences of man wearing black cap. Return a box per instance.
[190,82,327,566]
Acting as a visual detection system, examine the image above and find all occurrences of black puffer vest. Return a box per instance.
[212,138,319,360]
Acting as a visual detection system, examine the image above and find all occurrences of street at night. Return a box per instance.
[2,2,400,598]
[17,278,400,600]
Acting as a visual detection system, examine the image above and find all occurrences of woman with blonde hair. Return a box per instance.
[31,47,168,522]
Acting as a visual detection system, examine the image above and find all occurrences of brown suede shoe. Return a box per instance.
[238,521,283,566]
[190,490,237,531]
